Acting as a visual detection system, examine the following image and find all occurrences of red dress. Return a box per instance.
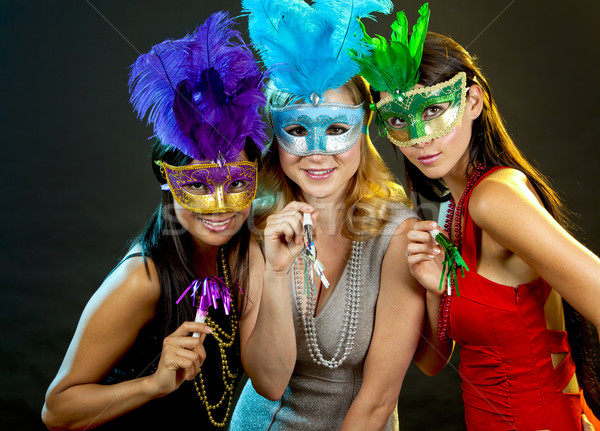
[448,167,599,430]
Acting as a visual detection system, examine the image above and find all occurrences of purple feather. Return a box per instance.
[129,11,267,161]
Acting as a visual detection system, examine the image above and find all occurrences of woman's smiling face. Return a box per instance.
[277,86,363,203]
[172,150,253,248]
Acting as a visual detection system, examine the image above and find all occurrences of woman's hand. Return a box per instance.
[406,220,447,295]
[42,256,210,429]
[582,414,596,431]
[149,321,212,397]
[263,201,315,274]
[240,202,313,399]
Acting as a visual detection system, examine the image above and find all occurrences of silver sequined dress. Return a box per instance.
[230,203,414,431]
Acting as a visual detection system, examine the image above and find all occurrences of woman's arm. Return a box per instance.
[41,257,211,430]
[340,218,426,430]
[413,290,455,376]
[469,168,600,335]
[404,219,455,376]
[239,202,315,400]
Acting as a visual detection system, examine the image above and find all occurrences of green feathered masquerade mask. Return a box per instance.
[354,3,469,147]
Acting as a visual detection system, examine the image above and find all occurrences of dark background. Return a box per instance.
[1,1,599,429]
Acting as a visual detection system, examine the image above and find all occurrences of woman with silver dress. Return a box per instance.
[230,1,440,429]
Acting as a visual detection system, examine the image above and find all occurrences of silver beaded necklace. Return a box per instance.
[293,240,363,369]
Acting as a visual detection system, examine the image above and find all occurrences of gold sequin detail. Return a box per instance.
[376,72,468,148]
[162,160,257,213]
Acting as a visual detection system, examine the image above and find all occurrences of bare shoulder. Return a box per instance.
[46,250,162,392]
[247,234,265,282]
[468,168,542,227]
[469,168,531,207]
[100,249,161,307]
[78,249,162,331]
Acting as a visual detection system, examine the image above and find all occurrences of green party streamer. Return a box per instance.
[429,229,468,296]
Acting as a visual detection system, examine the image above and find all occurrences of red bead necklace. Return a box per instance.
[437,163,487,341]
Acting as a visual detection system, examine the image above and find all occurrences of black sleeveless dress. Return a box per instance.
[93,253,242,430]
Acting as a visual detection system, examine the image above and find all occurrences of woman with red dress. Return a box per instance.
[355,4,600,430]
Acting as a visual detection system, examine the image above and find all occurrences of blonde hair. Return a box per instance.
[254,76,409,241]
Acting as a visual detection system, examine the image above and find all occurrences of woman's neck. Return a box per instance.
[301,194,345,237]
[444,174,468,202]
[443,153,471,201]
[192,240,220,277]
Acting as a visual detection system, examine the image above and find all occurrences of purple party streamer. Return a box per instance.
[176,276,232,337]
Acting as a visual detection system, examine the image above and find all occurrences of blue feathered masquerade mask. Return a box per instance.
[243,0,393,103]
[128,11,268,163]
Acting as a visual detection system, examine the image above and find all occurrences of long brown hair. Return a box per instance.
[254,76,409,241]
[405,31,599,413]
[406,32,571,230]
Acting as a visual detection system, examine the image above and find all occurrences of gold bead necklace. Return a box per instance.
[193,245,239,427]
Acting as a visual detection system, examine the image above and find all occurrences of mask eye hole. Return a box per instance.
[228,180,250,193]
[325,124,350,136]
[183,182,211,195]
[284,125,308,136]
[422,102,450,121]
[386,116,408,129]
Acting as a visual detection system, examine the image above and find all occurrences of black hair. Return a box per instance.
[130,140,260,338]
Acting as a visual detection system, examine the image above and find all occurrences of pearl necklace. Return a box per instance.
[437,163,487,341]
[294,240,363,369]
[193,245,239,427]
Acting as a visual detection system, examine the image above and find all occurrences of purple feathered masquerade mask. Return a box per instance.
[128,11,267,162]
[128,11,267,214]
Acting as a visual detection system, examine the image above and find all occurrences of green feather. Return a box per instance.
[409,3,429,67]
[391,11,407,45]
[353,2,430,95]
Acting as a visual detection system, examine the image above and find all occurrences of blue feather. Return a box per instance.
[243,0,392,102]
